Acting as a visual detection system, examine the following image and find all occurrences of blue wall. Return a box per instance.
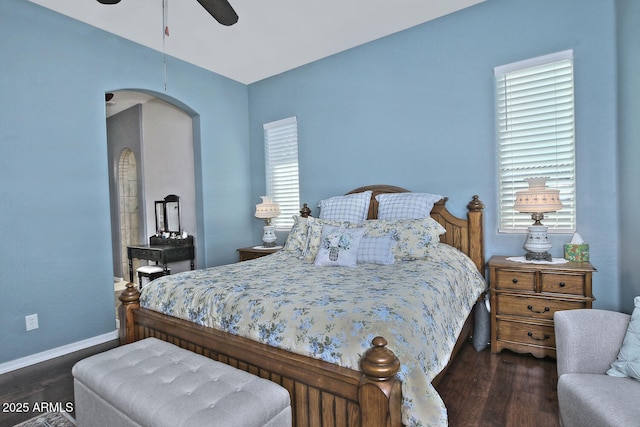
[0,0,252,363]
[617,0,640,313]
[249,0,620,309]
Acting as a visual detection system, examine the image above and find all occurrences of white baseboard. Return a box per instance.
[0,330,119,375]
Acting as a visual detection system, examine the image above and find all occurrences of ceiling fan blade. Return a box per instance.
[195,0,238,26]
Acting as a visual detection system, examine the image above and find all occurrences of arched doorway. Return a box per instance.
[106,90,197,290]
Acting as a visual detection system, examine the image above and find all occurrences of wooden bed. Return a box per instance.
[118,185,485,427]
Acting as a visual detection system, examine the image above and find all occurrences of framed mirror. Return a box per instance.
[154,195,181,234]
[164,194,181,233]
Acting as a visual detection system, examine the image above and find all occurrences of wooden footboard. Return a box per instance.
[119,284,403,427]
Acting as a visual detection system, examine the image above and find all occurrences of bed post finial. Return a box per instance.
[118,282,141,345]
[300,203,311,217]
[467,195,484,212]
[467,195,485,276]
[359,336,403,427]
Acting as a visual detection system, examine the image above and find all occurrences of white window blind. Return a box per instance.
[495,50,576,233]
[264,116,300,230]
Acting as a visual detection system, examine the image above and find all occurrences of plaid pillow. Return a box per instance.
[375,192,443,220]
[357,235,396,265]
[318,191,372,222]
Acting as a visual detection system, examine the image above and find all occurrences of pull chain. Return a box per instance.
[162,0,169,91]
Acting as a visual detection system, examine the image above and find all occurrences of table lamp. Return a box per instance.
[513,177,563,261]
[255,196,280,248]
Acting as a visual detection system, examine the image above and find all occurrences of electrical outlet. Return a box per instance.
[25,314,39,331]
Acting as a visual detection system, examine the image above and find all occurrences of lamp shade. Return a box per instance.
[514,177,563,213]
[255,196,280,219]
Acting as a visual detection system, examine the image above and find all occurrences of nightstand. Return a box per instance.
[237,246,281,262]
[489,255,596,359]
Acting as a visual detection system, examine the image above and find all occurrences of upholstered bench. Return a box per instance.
[72,338,292,427]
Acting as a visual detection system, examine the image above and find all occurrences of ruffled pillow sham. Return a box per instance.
[361,217,446,260]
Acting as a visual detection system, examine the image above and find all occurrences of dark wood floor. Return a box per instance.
[0,339,558,427]
[436,341,560,427]
[0,340,119,427]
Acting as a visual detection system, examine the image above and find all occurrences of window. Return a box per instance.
[495,50,576,232]
[264,116,300,230]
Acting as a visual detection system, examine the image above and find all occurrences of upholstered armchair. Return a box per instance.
[554,309,638,427]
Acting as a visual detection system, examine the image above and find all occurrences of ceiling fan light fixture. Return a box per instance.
[97,0,122,4]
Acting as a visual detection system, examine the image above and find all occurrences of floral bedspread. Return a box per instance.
[140,244,486,426]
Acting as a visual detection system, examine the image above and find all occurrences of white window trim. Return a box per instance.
[495,50,576,233]
[263,116,300,230]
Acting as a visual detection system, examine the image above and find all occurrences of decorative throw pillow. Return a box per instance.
[361,217,446,260]
[318,191,372,222]
[375,192,443,220]
[314,226,365,267]
[357,235,396,265]
[607,296,640,380]
[283,216,310,258]
[304,217,351,262]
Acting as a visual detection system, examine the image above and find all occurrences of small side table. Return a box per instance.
[237,246,282,262]
[489,255,596,359]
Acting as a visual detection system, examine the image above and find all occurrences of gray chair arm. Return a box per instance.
[554,309,630,377]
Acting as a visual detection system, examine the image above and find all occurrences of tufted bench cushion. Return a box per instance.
[72,338,292,427]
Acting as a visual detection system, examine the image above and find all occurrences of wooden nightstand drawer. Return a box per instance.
[489,256,595,359]
[497,319,556,349]
[494,269,535,291]
[497,294,586,320]
[540,272,587,296]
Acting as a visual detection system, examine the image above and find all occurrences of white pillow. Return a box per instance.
[357,235,396,265]
[607,296,640,380]
[318,191,372,222]
[314,226,365,267]
[375,192,443,220]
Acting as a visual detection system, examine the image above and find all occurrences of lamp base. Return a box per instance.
[523,224,553,262]
[525,251,552,262]
[261,224,277,248]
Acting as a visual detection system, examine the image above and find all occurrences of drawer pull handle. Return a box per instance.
[527,305,550,314]
[559,282,566,287]
[512,278,518,284]
[527,331,550,341]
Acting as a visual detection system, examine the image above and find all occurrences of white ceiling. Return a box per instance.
[29,0,483,85]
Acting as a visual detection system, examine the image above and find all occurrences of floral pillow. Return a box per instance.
[304,217,351,262]
[283,216,310,258]
[314,225,365,267]
[318,191,372,222]
[361,217,446,260]
[375,192,443,220]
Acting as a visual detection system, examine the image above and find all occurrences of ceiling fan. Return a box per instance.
[96,0,239,26]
